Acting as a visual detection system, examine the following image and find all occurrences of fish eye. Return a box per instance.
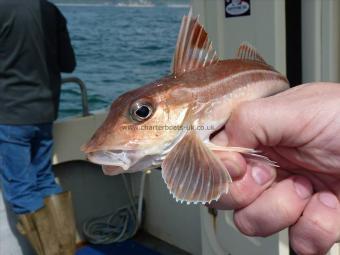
[136,105,150,118]
[130,100,154,122]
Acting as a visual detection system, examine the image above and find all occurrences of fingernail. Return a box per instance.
[251,166,273,185]
[319,193,338,209]
[293,177,313,199]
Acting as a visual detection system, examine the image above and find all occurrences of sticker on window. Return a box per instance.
[225,0,251,18]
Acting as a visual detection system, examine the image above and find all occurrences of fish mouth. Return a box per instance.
[86,149,160,176]
[101,165,125,176]
[86,150,134,170]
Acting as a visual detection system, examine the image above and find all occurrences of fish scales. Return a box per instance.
[82,10,289,204]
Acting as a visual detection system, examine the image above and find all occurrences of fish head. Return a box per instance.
[82,79,189,175]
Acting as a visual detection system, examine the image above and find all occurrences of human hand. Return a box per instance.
[211,83,340,255]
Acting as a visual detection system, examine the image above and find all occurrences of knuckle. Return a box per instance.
[276,198,299,224]
[230,184,253,209]
[307,215,339,243]
[290,238,319,255]
[290,216,338,255]
[233,211,257,236]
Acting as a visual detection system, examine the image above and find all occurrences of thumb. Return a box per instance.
[218,96,293,148]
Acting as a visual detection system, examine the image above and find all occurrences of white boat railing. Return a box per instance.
[61,77,91,117]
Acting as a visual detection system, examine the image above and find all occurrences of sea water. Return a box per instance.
[58,4,189,118]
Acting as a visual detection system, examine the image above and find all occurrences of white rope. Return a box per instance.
[82,172,146,244]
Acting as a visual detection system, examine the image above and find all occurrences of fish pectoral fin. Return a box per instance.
[207,143,279,167]
[236,42,268,65]
[161,132,231,204]
[171,9,219,75]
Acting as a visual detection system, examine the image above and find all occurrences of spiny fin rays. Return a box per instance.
[207,143,279,167]
[172,9,219,75]
[236,42,268,65]
[161,132,231,204]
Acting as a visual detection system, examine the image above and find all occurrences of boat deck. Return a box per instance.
[76,230,190,255]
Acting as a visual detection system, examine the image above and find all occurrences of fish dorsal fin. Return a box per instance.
[236,42,267,64]
[172,9,219,75]
[161,131,231,204]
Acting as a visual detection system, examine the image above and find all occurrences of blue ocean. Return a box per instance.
[58,4,189,118]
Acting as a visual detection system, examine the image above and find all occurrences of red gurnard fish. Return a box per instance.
[82,10,289,204]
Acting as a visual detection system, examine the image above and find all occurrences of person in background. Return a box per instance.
[0,0,76,254]
[211,83,340,255]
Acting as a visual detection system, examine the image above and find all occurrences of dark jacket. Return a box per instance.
[0,0,76,124]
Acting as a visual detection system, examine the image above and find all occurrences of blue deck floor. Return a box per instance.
[76,240,161,255]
